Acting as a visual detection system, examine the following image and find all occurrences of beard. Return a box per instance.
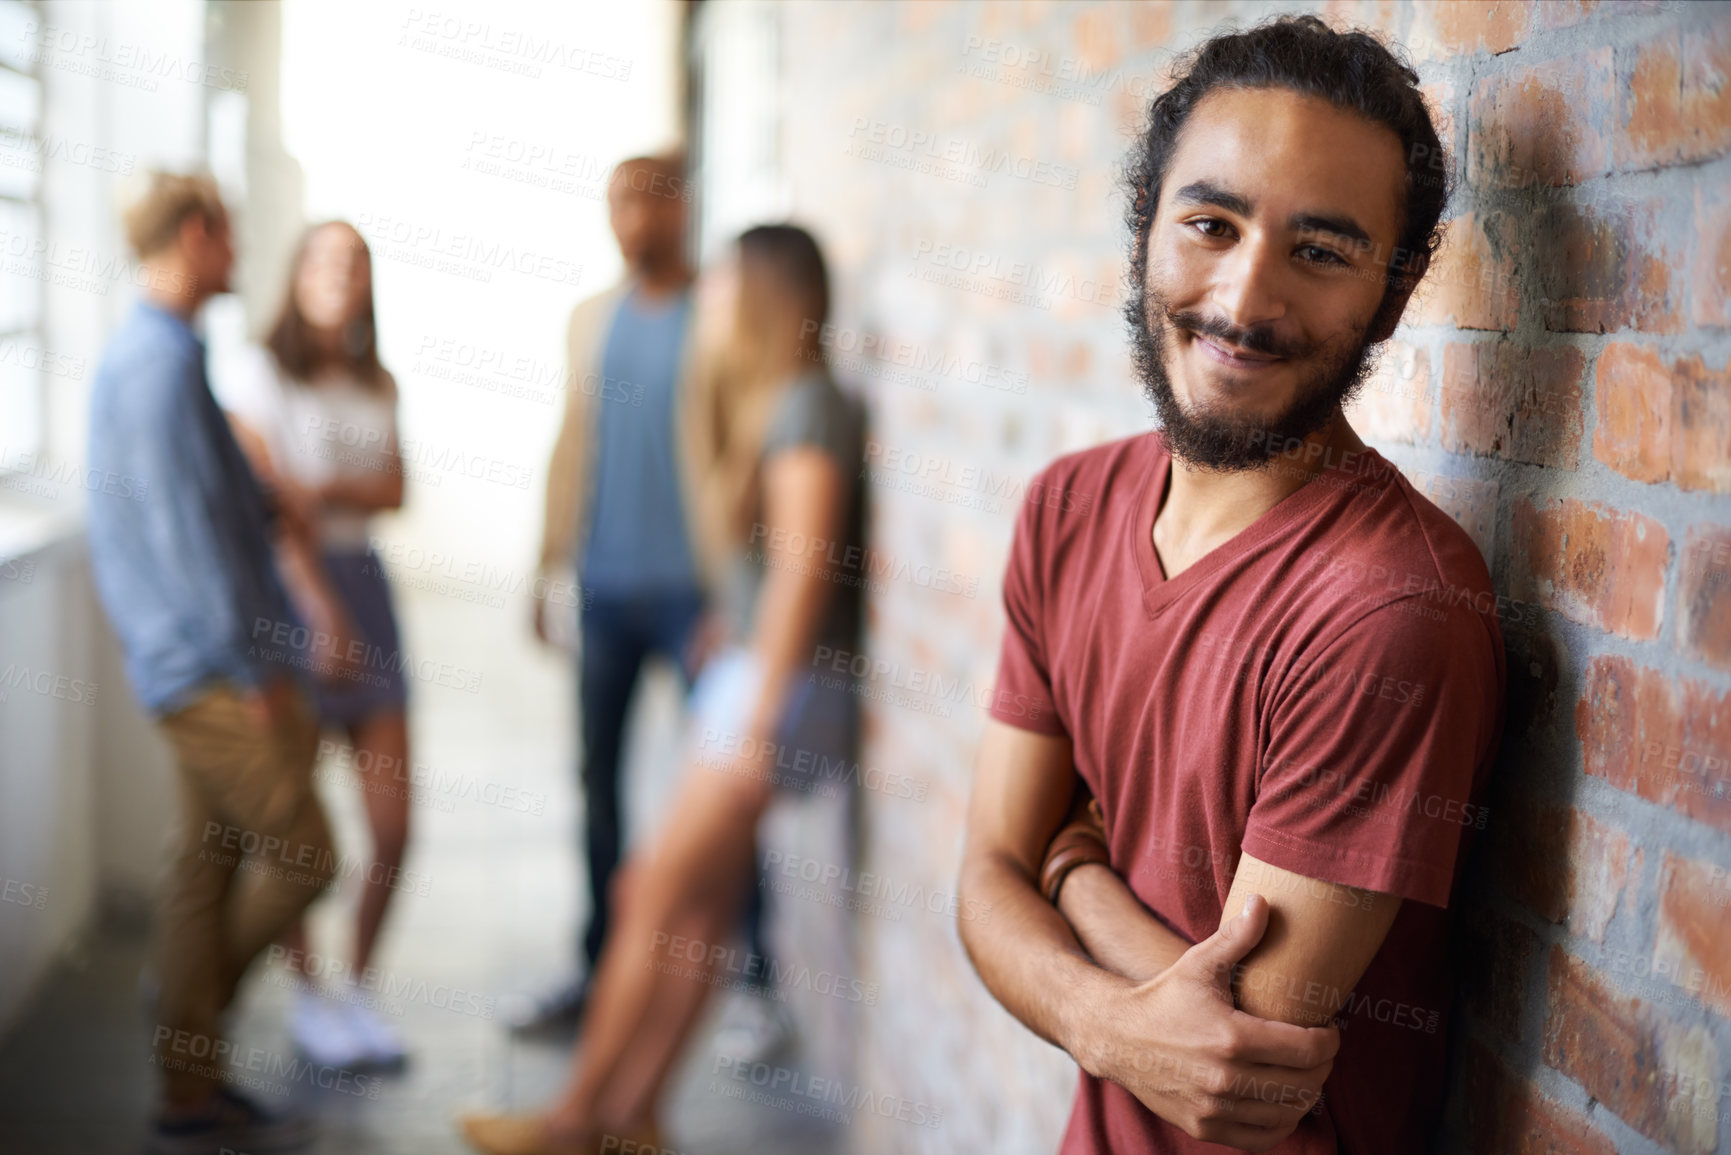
[1128,277,1381,473]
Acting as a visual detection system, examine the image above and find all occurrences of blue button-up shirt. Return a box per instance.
[86,301,302,715]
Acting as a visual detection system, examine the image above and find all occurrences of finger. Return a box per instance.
[1197,1120,1296,1154]
[1225,1013,1341,1068]
[1209,1062,1331,1113]
[1184,892,1270,983]
[1195,1090,1310,1129]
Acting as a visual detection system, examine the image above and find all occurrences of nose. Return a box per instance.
[1209,230,1288,336]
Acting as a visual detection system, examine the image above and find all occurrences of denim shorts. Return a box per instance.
[314,547,408,726]
[688,646,858,797]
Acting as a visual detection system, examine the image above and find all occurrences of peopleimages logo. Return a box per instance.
[648,932,879,1006]
[1265,757,1490,830]
[746,525,980,599]
[808,645,1048,727]
[351,211,583,287]
[845,118,1078,189]
[761,849,991,924]
[150,1027,379,1100]
[710,1055,945,1131]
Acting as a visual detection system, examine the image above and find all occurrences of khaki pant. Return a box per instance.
[151,683,333,1104]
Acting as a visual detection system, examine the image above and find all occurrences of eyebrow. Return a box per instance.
[1171,180,1374,247]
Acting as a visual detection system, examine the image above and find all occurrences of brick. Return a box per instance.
[1461,913,1540,1045]
[1071,5,1119,74]
[1542,946,1720,1155]
[1654,851,1731,1018]
[1320,0,1400,37]
[1533,199,1683,335]
[1406,467,1499,567]
[1466,1038,1617,1155]
[1346,342,1431,445]
[1693,181,1731,328]
[1412,211,1519,330]
[1412,0,1530,59]
[1618,30,1687,170]
[1684,21,1731,164]
[1537,0,1598,30]
[1594,343,1731,493]
[1511,497,1668,638]
[1594,341,1675,484]
[1674,355,1731,493]
[1367,0,1400,34]
[1576,656,1731,835]
[1539,1,1675,31]
[1440,342,1585,469]
[1679,525,1731,672]
[1125,2,1175,52]
[1616,24,1731,170]
[1469,50,1613,190]
[1419,78,1460,175]
[1500,795,1640,942]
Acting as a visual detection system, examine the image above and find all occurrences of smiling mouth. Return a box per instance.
[1192,334,1285,369]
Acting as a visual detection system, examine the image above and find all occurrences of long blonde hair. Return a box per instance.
[694,225,832,554]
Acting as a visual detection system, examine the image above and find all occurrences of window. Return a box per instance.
[0,0,44,468]
[687,0,787,263]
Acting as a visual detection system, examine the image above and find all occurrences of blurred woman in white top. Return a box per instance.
[216,220,411,1070]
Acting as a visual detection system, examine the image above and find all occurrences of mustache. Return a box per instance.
[1165,307,1308,360]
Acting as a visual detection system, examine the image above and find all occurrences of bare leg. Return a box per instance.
[592,894,739,1128]
[349,711,412,975]
[546,765,771,1138]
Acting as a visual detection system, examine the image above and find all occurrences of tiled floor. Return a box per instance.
[0,585,844,1155]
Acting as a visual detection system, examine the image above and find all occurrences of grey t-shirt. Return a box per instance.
[726,369,865,654]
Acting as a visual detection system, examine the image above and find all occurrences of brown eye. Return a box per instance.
[1298,245,1347,267]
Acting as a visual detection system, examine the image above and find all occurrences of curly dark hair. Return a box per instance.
[1122,13,1450,332]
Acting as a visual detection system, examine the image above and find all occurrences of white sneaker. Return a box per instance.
[339,990,409,1068]
[711,991,795,1065]
[288,986,370,1070]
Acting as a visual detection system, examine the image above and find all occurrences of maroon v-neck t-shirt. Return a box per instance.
[990,431,1505,1155]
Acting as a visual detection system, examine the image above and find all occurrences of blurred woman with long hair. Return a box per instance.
[461,223,864,1154]
[216,220,412,1069]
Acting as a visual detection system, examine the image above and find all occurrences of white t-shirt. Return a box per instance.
[212,344,398,552]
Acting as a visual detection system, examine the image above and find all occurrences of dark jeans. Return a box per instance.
[578,589,773,984]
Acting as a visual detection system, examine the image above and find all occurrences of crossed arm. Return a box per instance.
[958,719,1401,1151]
[226,417,366,683]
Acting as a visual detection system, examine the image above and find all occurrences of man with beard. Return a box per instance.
[959,16,1504,1154]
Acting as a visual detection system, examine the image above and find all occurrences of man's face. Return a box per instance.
[607,163,685,268]
[184,208,235,298]
[1135,86,1409,470]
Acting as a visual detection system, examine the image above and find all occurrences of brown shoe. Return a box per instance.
[591,1121,664,1153]
[458,1112,583,1155]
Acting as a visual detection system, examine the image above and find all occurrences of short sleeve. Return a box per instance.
[988,479,1066,736]
[1241,600,1499,908]
[762,376,855,467]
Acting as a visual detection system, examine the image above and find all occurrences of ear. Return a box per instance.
[177,212,212,254]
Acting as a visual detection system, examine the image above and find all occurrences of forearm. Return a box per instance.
[315,466,402,513]
[958,847,1130,1073]
[1057,863,1191,983]
[273,520,345,636]
[744,564,830,738]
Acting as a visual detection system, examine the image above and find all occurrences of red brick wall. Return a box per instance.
[765,2,1731,1151]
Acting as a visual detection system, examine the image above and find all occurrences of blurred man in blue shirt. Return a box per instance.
[87,171,349,1155]
[523,157,781,1052]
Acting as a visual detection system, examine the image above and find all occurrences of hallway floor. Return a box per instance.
[0,585,844,1155]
